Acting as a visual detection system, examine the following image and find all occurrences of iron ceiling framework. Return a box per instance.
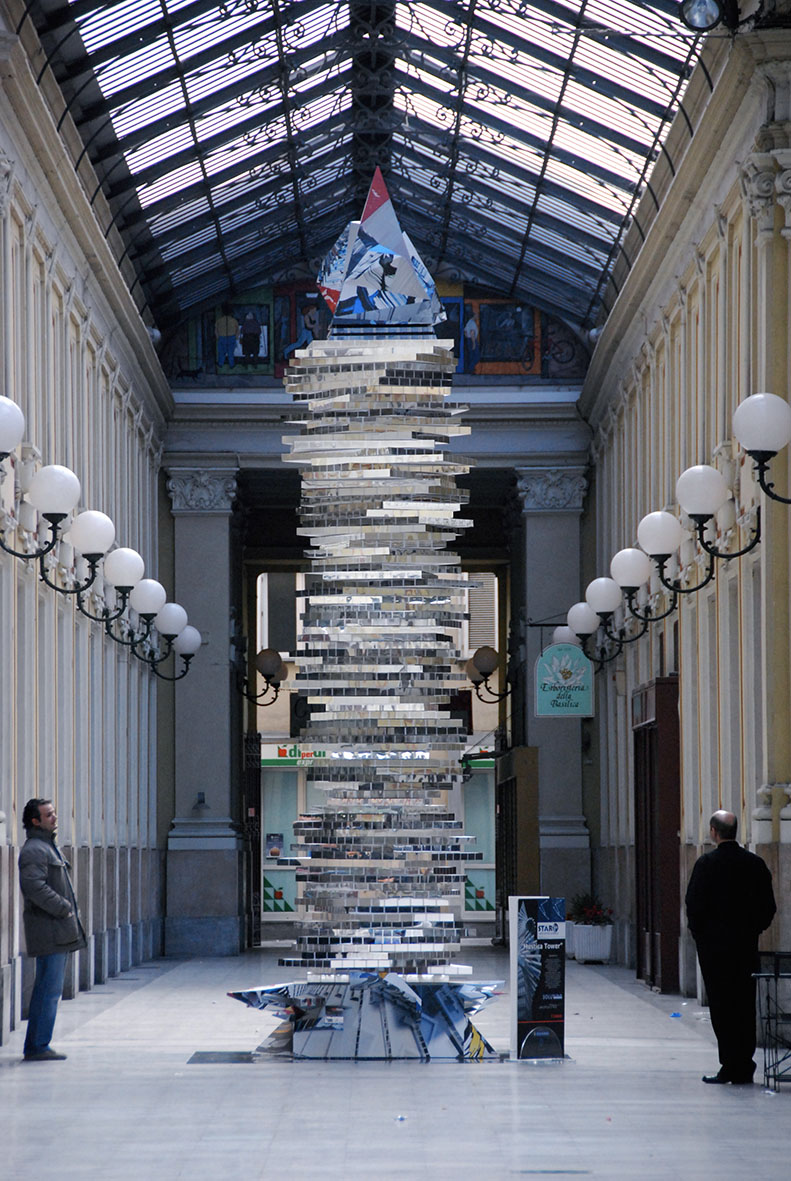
[23,0,701,332]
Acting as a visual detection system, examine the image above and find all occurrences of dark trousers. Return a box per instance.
[697,946,757,1080]
[24,952,68,1055]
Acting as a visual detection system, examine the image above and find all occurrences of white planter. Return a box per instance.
[573,923,613,964]
[565,920,575,959]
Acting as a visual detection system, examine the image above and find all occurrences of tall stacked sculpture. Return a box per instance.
[231,172,499,1058]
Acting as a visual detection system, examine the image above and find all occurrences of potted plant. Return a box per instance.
[568,892,613,963]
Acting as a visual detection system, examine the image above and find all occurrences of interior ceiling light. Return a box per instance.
[679,0,738,32]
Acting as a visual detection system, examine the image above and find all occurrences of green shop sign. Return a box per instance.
[534,643,593,717]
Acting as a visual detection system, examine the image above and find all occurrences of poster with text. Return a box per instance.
[509,895,565,1060]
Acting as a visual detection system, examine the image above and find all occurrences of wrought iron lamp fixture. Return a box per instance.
[566,599,623,668]
[236,646,289,706]
[679,0,739,32]
[675,464,760,560]
[733,392,791,504]
[465,645,509,702]
[0,395,199,679]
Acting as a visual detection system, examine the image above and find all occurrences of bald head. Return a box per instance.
[710,810,737,843]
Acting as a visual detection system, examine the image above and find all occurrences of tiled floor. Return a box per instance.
[1,944,787,1180]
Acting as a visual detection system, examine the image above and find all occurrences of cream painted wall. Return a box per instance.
[0,14,174,1042]
[580,30,791,976]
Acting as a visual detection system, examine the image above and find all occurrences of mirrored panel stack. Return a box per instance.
[281,332,476,974]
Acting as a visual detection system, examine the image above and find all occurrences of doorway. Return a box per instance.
[632,676,680,992]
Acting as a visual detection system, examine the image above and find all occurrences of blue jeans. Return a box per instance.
[217,334,237,367]
[24,952,68,1055]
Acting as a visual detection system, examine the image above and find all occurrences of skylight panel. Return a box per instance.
[562,81,662,148]
[160,222,217,261]
[531,220,608,269]
[138,159,206,208]
[75,0,164,53]
[147,195,211,237]
[538,190,619,241]
[552,122,646,189]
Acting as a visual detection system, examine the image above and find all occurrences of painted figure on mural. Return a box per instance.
[685,809,776,1085]
[18,799,87,1061]
[240,310,262,365]
[464,310,480,372]
[284,301,319,359]
[215,303,239,368]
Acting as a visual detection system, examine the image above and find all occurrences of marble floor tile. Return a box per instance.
[0,948,787,1180]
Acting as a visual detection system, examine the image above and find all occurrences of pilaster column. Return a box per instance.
[164,464,242,955]
[514,466,591,900]
[740,153,778,388]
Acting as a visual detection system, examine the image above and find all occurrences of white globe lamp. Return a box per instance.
[610,547,652,590]
[637,511,684,557]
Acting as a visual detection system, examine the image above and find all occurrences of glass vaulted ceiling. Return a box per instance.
[27,0,701,331]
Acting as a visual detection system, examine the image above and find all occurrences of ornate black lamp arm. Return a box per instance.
[472,676,511,703]
[623,587,678,623]
[581,632,622,670]
[38,551,100,596]
[132,634,174,667]
[235,665,281,706]
[603,615,649,644]
[106,614,153,649]
[690,505,761,561]
[750,453,791,504]
[0,514,64,561]
[76,585,132,624]
[149,655,193,682]
[655,552,715,596]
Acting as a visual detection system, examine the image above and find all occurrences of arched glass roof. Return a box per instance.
[24,0,702,331]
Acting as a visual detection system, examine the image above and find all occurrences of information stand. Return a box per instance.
[509,895,566,1060]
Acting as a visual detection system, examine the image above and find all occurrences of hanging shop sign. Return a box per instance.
[509,895,566,1061]
[534,643,593,717]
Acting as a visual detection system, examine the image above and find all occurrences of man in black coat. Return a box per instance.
[685,809,776,1084]
[18,798,86,1061]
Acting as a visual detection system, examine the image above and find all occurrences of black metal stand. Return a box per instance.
[755,952,791,1090]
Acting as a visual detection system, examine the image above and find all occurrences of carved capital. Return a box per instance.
[166,467,238,514]
[740,154,777,234]
[515,467,587,513]
[775,158,791,237]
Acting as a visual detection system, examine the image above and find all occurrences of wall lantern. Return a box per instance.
[609,546,676,623]
[585,576,648,646]
[0,394,198,679]
[465,644,509,702]
[236,645,289,706]
[635,508,714,597]
[733,392,791,504]
[675,464,760,560]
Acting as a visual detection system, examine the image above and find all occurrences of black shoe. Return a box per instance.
[23,1048,67,1061]
[702,1072,731,1084]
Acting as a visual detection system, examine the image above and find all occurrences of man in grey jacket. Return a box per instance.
[18,798,86,1061]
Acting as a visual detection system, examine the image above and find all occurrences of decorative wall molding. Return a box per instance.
[515,466,588,513]
[0,147,14,218]
[740,153,777,233]
[166,467,238,514]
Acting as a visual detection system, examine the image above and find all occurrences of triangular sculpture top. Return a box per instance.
[317,168,446,328]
